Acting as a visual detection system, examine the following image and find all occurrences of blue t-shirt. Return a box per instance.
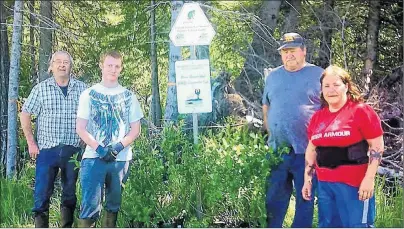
[262,63,323,154]
[59,85,68,97]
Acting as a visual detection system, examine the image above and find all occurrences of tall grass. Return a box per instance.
[374,178,404,228]
[0,162,78,228]
[0,163,34,227]
[2,166,402,227]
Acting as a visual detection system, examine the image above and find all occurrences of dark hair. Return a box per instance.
[99,50,123,64]
[320,65,364,107]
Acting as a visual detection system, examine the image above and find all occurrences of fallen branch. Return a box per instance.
[377,166,403,179]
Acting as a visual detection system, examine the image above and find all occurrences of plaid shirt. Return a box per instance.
[22,76,87,150]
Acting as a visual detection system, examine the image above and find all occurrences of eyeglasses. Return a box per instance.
[53,60,70,65]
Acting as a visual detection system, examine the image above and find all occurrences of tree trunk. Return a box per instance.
[196,46,209,59]
[195,2,210,60]
[7,0,24,179]
[319,0,335,69]
[234,0,282,102]
[149,0,162,127]
[164,1,183,124]
[29,0,37,84]
[38,0,52,82]
[363,0,380,82]
[0,2,10,177]
[282,0,301,33]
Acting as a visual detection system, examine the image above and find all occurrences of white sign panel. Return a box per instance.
[169,3,216,46]
[176,59,212,114]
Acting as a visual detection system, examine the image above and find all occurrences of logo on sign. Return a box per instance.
[169,3,216,46]
[187,10,195,20]
[284,35,294,42]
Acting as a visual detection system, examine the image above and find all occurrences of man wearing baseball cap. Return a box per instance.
[262,32,324,227]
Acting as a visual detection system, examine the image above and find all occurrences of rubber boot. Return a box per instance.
[60,206,75,228]
[102,211,118,228]
[77,218,96,228]
[35,211,49,228]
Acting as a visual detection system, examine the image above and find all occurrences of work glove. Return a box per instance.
[96,145,110,160]
[98,142,124,162]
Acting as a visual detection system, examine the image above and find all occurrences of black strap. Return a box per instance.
[316,140,369,168]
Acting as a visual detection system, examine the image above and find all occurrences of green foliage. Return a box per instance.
[119,121,279,227]
[208,1,258,79]
[0,165,34,227]
[119,133,167,227]
[374,178,404,228]
[198,124,275,227]
[1,124,404,227]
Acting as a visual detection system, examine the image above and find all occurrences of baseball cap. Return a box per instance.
[277,32,305,50]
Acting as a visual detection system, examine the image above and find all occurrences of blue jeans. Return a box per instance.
[318,181,375,228]
[265,151,316,227]
[32,144,80,213]
[79,158,130,220]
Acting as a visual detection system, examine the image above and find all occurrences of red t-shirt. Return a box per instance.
[307,100,383,187]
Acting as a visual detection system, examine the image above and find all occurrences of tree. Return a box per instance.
[234,0,282,102]
[38,0,52,82]
[7,0,24,179]
[195,2,210,60]
[29,0,37,84]
[318,0,335,68]
[0,2,10,177]
[149,0,162,127]
[164,1,183,124]
[282,0,301,32]
[363,0,381,88]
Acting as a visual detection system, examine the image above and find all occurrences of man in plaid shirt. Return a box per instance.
[20,51,87,228]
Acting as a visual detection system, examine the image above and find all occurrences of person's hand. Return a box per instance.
[104,142,125,162]
[111,142,124,154]
[101,148,118,162]
[302,180,313,201]
[28,142,40,159]
[96,145,113,162]
[97,142,124,162]
[359,176,375,201]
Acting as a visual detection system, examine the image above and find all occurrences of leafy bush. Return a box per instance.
[120,122,278,227]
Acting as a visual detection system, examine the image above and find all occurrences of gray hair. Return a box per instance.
[47,50,74,74]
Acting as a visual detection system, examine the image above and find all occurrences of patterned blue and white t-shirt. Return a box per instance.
[77,83,144,161]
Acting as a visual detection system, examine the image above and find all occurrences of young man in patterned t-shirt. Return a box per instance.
[76,50,143,227]
[21,51,87,227]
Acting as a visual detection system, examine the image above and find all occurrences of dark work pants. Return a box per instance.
[32,144,80,214]
[265,150,316,228]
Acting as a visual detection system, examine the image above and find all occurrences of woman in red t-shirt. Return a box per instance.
[301,65,384,227]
